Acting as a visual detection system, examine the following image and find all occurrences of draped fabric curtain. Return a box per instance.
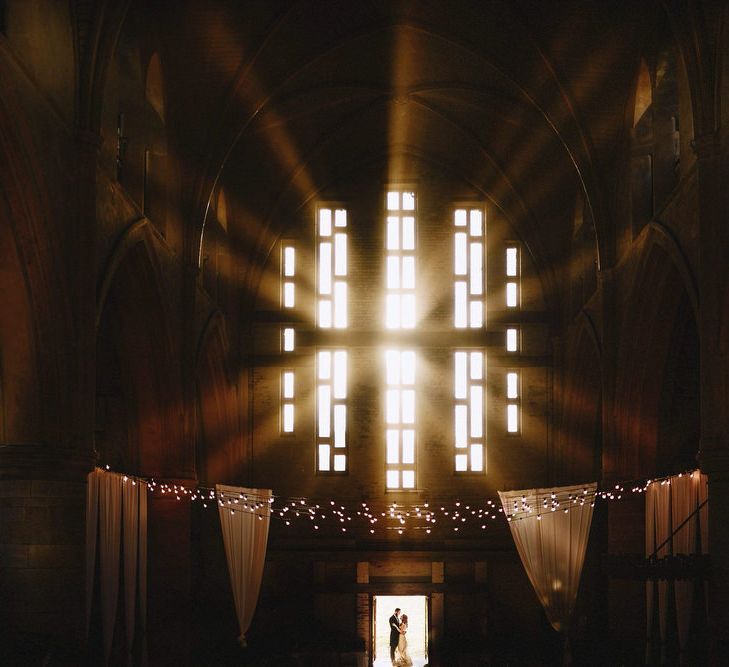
[216,484,272,646]
[99,472,122,663]
[85,470,100,639]
[645,471,708,665]
[498,482,597,632]
[672,475,696,657]
[85,469,148,665]
[646,480,671,663]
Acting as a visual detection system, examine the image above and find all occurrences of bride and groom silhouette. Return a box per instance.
[388,607,413,667]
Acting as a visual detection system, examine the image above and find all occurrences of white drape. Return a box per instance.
[86,469,148,665]
[122,478,148,666]
[85,469,100,638]
[99,472,122,663]
[137,485,148,666]
[499,482,597,632]
[671,475,695,657]
[645,471,708,664]
[216,484,272,646]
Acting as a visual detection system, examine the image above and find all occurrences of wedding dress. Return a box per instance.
[394,623,413,667]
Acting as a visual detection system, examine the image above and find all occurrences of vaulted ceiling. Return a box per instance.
[137,0,657,306]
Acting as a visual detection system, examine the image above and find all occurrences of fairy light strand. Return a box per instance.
[98,465,701,535]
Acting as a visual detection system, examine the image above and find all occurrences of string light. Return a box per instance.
[95,465,701,536]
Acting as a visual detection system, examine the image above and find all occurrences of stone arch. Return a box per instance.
[95,221,183,476]
[0,81,72,445]
[613,229,699,478]
[195,312,241,485]
[560,314,602,484]
[0,190,39,442]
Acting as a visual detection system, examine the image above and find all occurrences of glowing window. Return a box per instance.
[506,282,518,308]
[282,327,295,352]
[506,328,519,353]
[385,191,416,329]
[385,350,416,488]
[454,208,485,328]
[317,350,347,473]
[506,370,520,434]
[282,243,296,308]
[318,207,347,328]
[505,245,520,309]
[454,351,485,472]
[507,372,518,399]
[507,404,519,433]
[281,370,295,433]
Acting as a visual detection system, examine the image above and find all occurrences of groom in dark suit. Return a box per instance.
[389,607,401,664]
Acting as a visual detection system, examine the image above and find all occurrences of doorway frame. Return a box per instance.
[371,593,430,665]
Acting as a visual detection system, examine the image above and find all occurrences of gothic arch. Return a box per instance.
[0,188,39,442]
[613,228,699,478]
[0,84,72,444]
[95,221,184,476]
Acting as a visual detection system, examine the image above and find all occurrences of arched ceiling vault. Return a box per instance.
[152,0,650,316]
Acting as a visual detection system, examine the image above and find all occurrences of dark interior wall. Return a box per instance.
[1,2,727,665]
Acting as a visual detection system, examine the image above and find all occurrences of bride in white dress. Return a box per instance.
[394,614,413,667]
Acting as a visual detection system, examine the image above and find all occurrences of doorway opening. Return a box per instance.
[373,595,428,666]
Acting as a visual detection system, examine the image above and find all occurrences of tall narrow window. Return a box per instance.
[506,327,519,353]
[385,191,416,329]
[317,350,348,472]
[280,242,297,434]
[506,370,520,433]
[454,351,485,472]
[505,245,520,308]
[385,350,416,489]
[281,370,295,433]
[282,327,295,353]
[282,242,296,308]
[318,207,348,328]
[454,207,484,328]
